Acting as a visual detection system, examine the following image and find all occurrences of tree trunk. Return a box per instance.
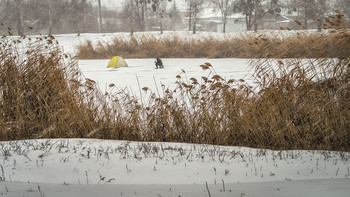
[192,3,197,34]
[156,3,163,34]
[304,0,308,29]
[188,2,192,31]
[193,21,196,34]
[254,22,258,32]
[222,17,226,33]
[245,15,252,31]
[48,0,53,36]
[136,0,142,31]
[304,15,307,29]
[130,0,135,36]
[317,15,324,32]
[141,1,146,31]
[82,0,87,33]
[160,21,163,34]
[223,0,228,33]
[98,0,102,33]
[15,0,23,36]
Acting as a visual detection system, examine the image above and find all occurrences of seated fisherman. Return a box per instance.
[155,58,164,69]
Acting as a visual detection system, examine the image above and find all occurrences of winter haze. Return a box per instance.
[0,0,350,196]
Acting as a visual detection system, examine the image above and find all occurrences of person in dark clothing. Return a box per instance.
[155,58,164,69]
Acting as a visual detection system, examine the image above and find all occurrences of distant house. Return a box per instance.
[218,13,247,33]
[259,13,290,30]
[198,7,292,32]
[195,8,247,32]
[197,8,222,32]
[181,7,293,33]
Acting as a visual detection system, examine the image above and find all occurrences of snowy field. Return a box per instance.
[78,58,253,97]
[1,32,350,196]
[1,139,350,197]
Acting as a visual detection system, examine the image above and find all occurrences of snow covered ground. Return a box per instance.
[78,58,253,98]
[1,33,349,196]
[1,139,350,196]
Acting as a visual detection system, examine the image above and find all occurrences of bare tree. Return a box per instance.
[149,0,172,34]
[122,0,145,35]
[314,0,330,31]
[0,0,99,35]
[209,0,234,33]
[0,0,16,34]
[234,0,263,32]
[340,0,350,20]
[169,0,183,30]
[98,0,102,33]
[121,0,172,34]
[333,0,350,23]
[81,0,87,33]
[234,0,280,32]
[185,0,204,34]
[136,0,148,31]
[286,0,331,30]
[130,0,136,35]
[46,0,53,36]
[184,0,193,30]
[14,0,23,36]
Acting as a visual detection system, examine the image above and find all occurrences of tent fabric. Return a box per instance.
[107,56,128,68]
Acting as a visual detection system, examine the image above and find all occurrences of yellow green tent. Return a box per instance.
[107,56,128,68]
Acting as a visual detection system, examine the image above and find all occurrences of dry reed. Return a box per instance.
[1,18,349,151]
[77,31,350,60]
[77,14,350,59]
[0,35,110,140]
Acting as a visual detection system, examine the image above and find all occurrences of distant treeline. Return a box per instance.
[2,0,350,36]
[0,0,99,35]
[0,0,182,36]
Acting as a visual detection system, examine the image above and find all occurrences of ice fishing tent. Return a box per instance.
[107,56,128,68]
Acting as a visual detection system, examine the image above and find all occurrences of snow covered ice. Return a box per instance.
[78,58,253,97]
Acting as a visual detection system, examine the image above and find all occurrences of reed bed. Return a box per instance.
[0,35,109,140]
[76,29,350,59]
[1,27,349,151]
[124,57,349,151]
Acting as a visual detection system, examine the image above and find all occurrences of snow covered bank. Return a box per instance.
[2,179,350,197]
[1,139,349,196]
[1,139,349,184]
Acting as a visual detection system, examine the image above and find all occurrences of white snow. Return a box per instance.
[1,32,349,196]
[1,139,349,196]
[78,58,253,98]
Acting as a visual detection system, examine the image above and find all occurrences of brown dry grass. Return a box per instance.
[129,58,349,151]
[0,35,108,140]
[76,30,350,59]
[1,25,349,151]
[76,14,349,59]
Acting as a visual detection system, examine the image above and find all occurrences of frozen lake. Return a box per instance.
[78,58,254,97]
